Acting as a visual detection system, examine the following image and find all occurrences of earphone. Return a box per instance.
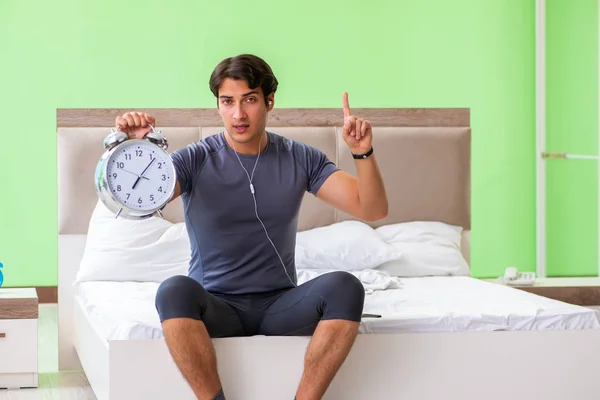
[226,129,297,288]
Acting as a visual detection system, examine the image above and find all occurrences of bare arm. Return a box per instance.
[315,93,388,222]
[317,156,388,222]
[169,180,182,204]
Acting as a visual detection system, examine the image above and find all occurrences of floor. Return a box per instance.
[0,304,97,399]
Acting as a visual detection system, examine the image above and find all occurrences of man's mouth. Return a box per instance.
[233,124,250,133]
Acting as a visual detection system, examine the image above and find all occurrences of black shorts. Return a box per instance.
[155,271,365,337]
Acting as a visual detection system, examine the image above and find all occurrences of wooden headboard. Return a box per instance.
[57,108,470,232]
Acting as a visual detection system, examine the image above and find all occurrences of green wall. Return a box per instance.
[546,0,598,276]
[1,0,538,286]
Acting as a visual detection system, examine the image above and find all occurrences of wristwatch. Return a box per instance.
[352,146,374,159]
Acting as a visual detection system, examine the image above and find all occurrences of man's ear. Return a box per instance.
[267,94,275,111]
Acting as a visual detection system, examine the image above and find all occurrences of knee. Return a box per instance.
[155,275,199,306]
[316,271,365,322]
[155,275,204,322]
[321,271,365,296]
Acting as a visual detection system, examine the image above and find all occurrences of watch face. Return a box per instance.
[105,140,175,211]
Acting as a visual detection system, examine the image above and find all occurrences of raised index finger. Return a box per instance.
[342,92,351,119]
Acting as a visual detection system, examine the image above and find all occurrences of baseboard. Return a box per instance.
[7,286,58,304]
[36,286,57,303]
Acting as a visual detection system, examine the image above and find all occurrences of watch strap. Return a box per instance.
[352,146,374,159]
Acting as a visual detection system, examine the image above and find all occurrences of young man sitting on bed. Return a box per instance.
[114,54,388,400]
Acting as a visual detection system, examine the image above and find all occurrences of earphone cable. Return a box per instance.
[228,130,297,287]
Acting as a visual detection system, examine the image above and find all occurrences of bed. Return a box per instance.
[57,108,600,400]
[76,276,600,341]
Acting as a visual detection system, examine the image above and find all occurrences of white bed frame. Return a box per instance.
[57,107,600,399]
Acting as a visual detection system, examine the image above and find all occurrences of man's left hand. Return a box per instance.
[341,92,372,155]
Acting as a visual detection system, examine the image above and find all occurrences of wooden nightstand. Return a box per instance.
[483,277,600,306]
[0,288,38,389]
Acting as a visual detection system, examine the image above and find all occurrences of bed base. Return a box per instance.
[73,295,600,400]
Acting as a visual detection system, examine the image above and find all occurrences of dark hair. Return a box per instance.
[209,54,278,106]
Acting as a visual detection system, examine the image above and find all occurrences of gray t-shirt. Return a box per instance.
[171,131,339,295]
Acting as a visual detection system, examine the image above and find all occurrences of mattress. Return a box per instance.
[76,275,600,341]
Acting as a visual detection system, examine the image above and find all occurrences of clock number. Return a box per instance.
[158,186,163,193]
[126,193,130,199]
[117,162,124,168]
[161,174,166,181]
[138,197,142,204]
[125,154,131,160]
[150,194,155,202]
[117,185,121,192]
[149,153,154,160]
[136,150,143,157]
[158,162,162,169]
[112,173,117,179]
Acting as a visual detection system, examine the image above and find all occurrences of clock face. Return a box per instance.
[105,141,175,211]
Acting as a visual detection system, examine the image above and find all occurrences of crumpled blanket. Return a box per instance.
[297,269,403,294]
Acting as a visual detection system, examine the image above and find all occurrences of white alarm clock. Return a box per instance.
[94,124,177,220]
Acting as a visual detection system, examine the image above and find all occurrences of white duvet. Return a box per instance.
[76,273,600,342]
[297,269,403,294]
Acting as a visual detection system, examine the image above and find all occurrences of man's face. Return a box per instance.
[217,78,273,149]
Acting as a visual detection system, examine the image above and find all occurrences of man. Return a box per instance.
[115,54,388,400]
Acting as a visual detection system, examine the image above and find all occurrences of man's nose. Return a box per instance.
[233,103,247,120]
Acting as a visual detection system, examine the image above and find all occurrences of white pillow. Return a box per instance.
[75,200,191,284]
[374,221,470,277]
[295,221,402,271]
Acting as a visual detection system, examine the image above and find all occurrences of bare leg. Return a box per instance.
[162,317,223,400]
[295,319,360,400]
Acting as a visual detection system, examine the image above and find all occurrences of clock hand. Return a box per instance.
[132,158,156,189]
[122,168,150,180]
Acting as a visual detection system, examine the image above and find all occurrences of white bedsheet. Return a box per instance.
[76,275,600,341]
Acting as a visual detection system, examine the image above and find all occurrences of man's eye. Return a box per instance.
[246,97,256,102]
[222,100,231,105]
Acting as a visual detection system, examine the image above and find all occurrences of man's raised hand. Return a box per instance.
[341,92,372,154]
